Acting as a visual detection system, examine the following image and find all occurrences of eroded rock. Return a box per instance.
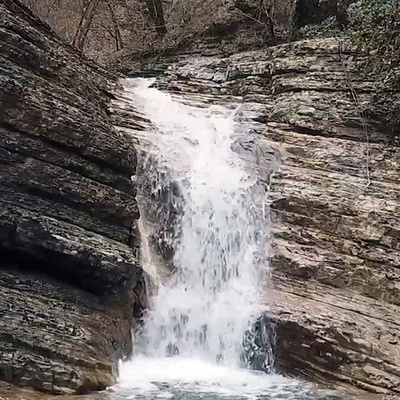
[147,36,400,396]
[0,0,146,394]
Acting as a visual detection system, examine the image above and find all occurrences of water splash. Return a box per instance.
[113,357,341,400]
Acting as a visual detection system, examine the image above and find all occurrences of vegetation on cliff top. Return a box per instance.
[23,0,399,128]
[22,1,398,62]
[349,0,400,128]
[21,1,349,63]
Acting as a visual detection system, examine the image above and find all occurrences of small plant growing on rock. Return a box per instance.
[349,0,400,86]
[349,0,400,129]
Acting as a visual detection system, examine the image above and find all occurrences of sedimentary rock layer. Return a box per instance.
[0,0,144,394]
[150,37,400,396]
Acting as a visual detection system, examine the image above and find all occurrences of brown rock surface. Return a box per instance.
[147,37,400,396]
[0,0,144,395]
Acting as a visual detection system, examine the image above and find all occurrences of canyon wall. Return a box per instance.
[149,37,400,396]
[0,0,145,395]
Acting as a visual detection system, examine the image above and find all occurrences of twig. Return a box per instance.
[337,36,372,189]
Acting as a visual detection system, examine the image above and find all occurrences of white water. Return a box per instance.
[131,79,268,363]
[112,79,340,400]
[114,357,338,400]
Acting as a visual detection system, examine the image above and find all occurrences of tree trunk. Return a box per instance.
[144,0,167,36]
[107,0,123,50]
[72,0,102,51]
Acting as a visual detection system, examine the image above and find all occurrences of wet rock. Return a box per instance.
[111,87,185,277]
[0,0,146,395]
[137,157,184,272]
[241,314,276,374]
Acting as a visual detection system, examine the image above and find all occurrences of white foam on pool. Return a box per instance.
[113,357,332,400]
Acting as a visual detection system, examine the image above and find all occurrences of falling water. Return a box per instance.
[111,79,342,400]
[132,79,270,366]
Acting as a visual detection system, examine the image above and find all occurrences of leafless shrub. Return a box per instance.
[22,0,296,64]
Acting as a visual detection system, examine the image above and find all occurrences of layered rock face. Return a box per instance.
[1,0,399,396]
[0,0,144,395]
[150,37,400,396]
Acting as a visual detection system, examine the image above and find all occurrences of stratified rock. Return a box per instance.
[0,0,145,394]
[147,37,400,396]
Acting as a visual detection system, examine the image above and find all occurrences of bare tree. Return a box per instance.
[72,0,102,50]
[106,0,124,50]
[142,0,167,36]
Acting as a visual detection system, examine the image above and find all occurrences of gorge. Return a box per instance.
[0,0,399,399]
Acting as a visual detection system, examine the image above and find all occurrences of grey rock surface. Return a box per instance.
[0,0,145,394]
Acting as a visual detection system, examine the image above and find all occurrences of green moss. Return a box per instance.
[349,0,400,85]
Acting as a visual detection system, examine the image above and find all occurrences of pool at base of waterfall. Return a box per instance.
[109,358,342,400]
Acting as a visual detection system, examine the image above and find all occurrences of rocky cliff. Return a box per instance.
[0,0,144,395]
[1,0,399,397]
[142,37,399,397]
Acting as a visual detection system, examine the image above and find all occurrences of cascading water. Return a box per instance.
[134,80,271,366]
[112,79,341,400]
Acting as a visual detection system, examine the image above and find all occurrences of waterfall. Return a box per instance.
[113,79,339,400]
[130,78,271,365]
